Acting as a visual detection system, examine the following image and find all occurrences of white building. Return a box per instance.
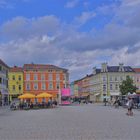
[0,59,9,106]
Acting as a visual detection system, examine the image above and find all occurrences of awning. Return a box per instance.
[36,92,53,98]
[18,93,35,99]
[110,92,120,96]
[81,94,89,97]
[94,93,100,96]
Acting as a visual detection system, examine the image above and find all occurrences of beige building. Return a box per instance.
[90,63,135,102]
[133,68,140,94]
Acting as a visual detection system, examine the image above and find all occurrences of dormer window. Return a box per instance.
[101,63,108,72]
[119,63,124,72]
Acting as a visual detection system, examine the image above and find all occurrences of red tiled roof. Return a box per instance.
[133,68,140,73]
[23,64,68,71]
[0,59,9,68]
[9,66,23,72]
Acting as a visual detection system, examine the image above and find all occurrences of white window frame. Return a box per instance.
[41,74,45,81]
[33,83,38,90]
[41,83,46,90]
[56,73,60,81]
[26,83,30,90]
[34,74,38,80]
[49,73,53,81]
[48,82,53,90]
[26,74,30,81]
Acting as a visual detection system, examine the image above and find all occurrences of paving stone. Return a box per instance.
[0,104,140,140]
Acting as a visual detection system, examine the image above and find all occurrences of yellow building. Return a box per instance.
[8,66,23,102]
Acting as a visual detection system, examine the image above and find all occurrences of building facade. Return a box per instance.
[73,63,136,102]
[91,63,135,101]
[0,59,9,106]
[23,64,69,99]
[73,81,79,97]
[133,68,140,94]
[8,66,23,102]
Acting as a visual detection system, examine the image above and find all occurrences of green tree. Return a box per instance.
[119,75,137,95]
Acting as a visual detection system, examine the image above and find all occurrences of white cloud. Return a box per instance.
[1,0,140,81]
[0,16,60,41]
[0,0,13,8]
[65,0,79,8]
[122,0,140,7]
[74,11,96,25]
[109,46,140,67]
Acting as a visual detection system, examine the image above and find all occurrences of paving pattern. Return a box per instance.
[0,104,140,140]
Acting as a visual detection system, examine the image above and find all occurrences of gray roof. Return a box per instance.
[0,59,9,68]
[107,66,134,72]
[23,64,68,72]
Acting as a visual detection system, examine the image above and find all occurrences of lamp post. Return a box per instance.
[58,88,61,105]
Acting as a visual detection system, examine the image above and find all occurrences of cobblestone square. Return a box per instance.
[0,104,140,140]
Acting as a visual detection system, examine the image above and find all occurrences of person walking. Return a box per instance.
[126,97,134,116]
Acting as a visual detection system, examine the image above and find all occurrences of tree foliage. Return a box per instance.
[119,75,137,95]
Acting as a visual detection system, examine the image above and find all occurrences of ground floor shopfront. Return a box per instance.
[0,90,9,106]
[9,94,23,102]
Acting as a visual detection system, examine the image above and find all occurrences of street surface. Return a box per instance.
[0,104,140,140]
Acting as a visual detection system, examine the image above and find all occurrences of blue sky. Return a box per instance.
[0,0,140,81]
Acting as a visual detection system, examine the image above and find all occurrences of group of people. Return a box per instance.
[104,96,135,116]
[10,99,58,110]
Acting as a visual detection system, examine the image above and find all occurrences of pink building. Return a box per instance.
[61,88,71,105]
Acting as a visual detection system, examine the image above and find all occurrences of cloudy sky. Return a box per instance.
[0,0,140,81]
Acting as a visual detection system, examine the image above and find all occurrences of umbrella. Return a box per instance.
[18,93,36,99]
[36,92,53,98]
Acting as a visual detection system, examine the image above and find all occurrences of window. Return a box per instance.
[12,85,15,90]
[34,74,38,80]
[120,76,123,81]
[41,74,45,80]
[56,82,60,89]
[115,84,118,90]
[110,84,113,90]
[63,74,66,81]
[48,69,53,72]
[48,82,53,90]
[26,83,30,90]
[12,75,15,80]
[49,74,53,81]
[56,73,60,81]
[0,65,2,71]
[19,85,21,90]
[41,83,46,90]
[115,77,117,81]
[103,76,106,81]
[110,76,112,81]
[18,75,21,81]
[0,77,2,84]
[33,83,38,90]
[103,84,106,91]
[3,79,5,84]
[26,74,30,81]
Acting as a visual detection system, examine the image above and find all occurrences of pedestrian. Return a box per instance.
[104,98,107,106]
[126,97,134,116]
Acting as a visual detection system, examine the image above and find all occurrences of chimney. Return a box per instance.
[101,63,108,72]
[93,67,96,74]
